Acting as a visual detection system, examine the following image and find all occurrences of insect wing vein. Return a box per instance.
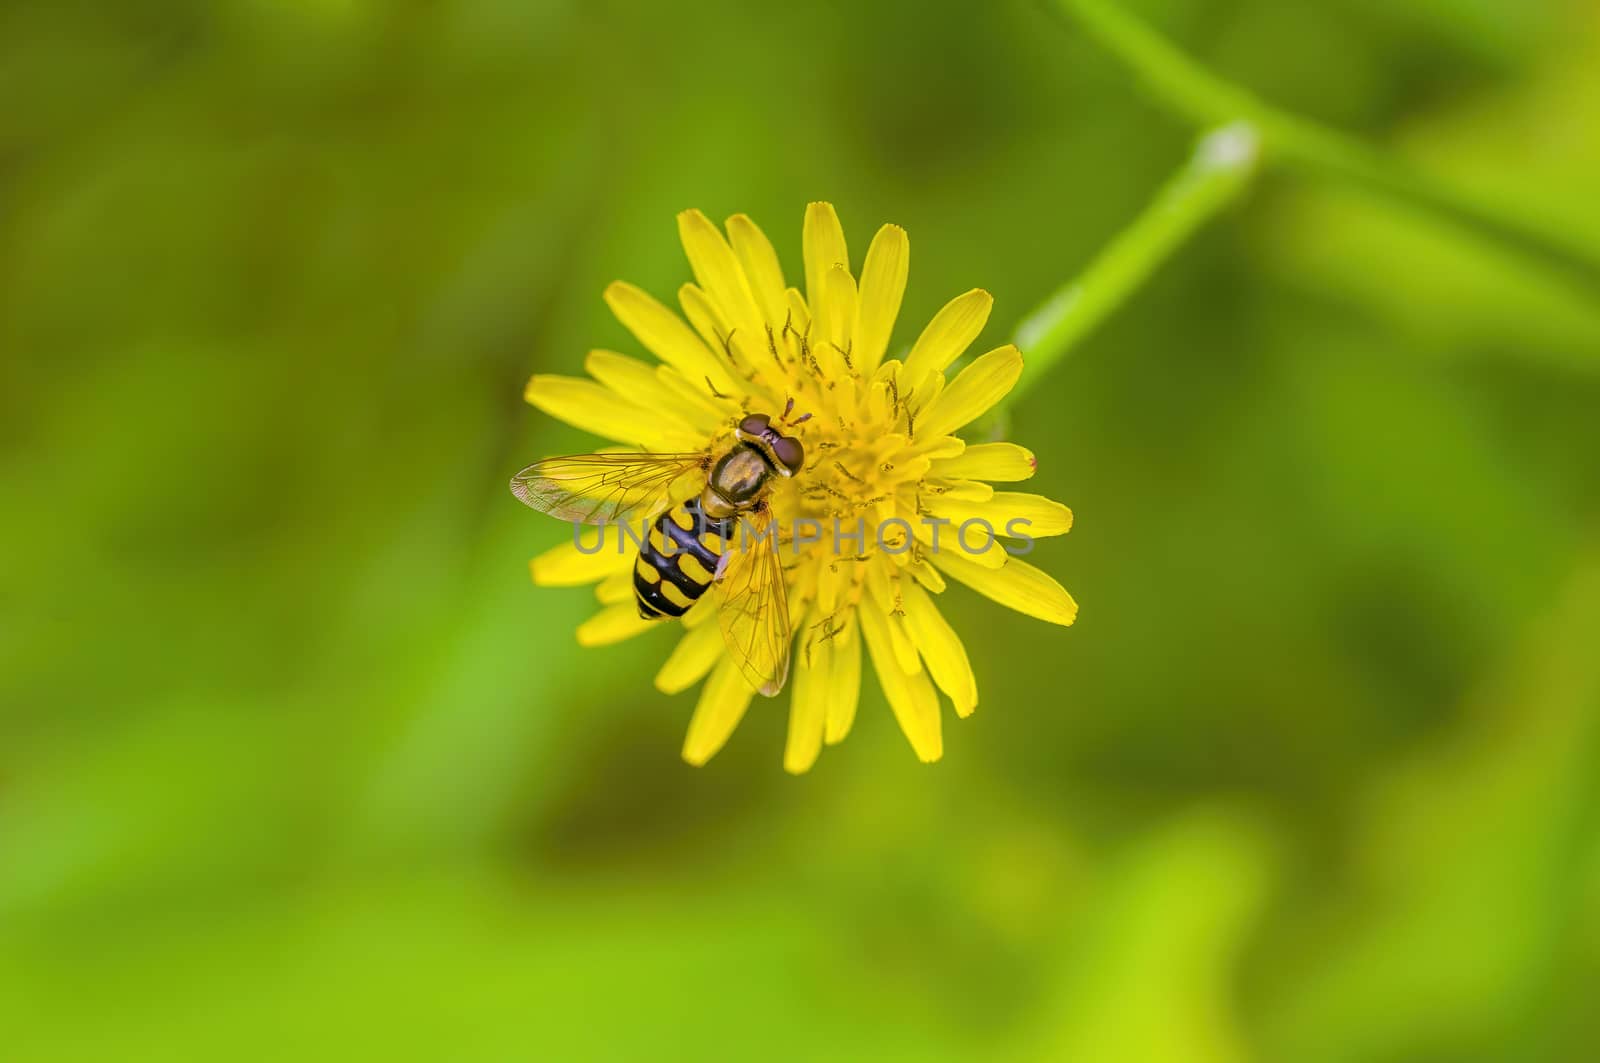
[510,452,707,526]
[717,507,792,697]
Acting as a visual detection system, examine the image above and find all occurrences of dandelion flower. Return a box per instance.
[522,204,1077,772]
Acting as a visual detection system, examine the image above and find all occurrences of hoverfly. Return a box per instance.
[511,412,807,696]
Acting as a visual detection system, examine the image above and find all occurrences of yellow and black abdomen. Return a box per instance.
[634,496,730,619]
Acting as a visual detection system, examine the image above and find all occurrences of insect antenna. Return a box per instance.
[778,396,814,427]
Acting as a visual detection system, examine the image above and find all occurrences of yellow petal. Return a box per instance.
[682,655,756,766]
[860,604,943,763]
[678,281,728,356]
[854,223,909,374]
[785,617,830,774]
[916,344,1023,440]
[865,558,921,673]
[524,375,703,451]
[582,349,659,404]
[915,435,967,460]
[883,451,932,483]
[925,478,995,502]
[915,366,946,409]
[677,209,766,343]
[582,349,721,435]
[577,602,660,646]
[876,511,915,554]
[727,213,788,328]
[817,264,858,377]
[655,620,724,695]
[907,555,947,593]
[824,612,861,745]
[656,364,740,428]
[815,557,842,616]
[680,284,779,394]
[603,281,737,392]
[867,366,896,426]
[785,287,811,335]
[595,568,634,604]
[900,581,978,717]
[924,492,1074,539]
[931,442,1037,482]
[931,552,1078,627]
[803,202,849,321]
[900,289,992,393]
[529,530,631,586]
[683,594,718,628]
[912,517,1005,569]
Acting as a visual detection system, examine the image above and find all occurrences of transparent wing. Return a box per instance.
[717,503,793,697]
[510,451,709,525]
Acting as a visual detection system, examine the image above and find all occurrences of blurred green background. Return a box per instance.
[4,0,1600,1059]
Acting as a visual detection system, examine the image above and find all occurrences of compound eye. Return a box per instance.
[771,435,805,475]
[737,413,771,437]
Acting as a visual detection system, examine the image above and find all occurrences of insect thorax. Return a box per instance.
[706,445,772,512]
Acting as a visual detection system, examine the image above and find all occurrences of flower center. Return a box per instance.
[763,398,924,562]
[727,298,938,567]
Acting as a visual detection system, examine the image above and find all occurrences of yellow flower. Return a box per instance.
[524,203,1077,772]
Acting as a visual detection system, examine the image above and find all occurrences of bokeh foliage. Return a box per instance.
[3,0,1599,1059]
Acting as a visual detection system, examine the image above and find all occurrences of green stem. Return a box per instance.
[1009,121,1259,403]
[1048,0,1600,294]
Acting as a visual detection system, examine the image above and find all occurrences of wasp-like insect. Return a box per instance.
[511,412,807,696]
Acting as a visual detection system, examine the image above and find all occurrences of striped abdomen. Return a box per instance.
[634,496,731,619]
